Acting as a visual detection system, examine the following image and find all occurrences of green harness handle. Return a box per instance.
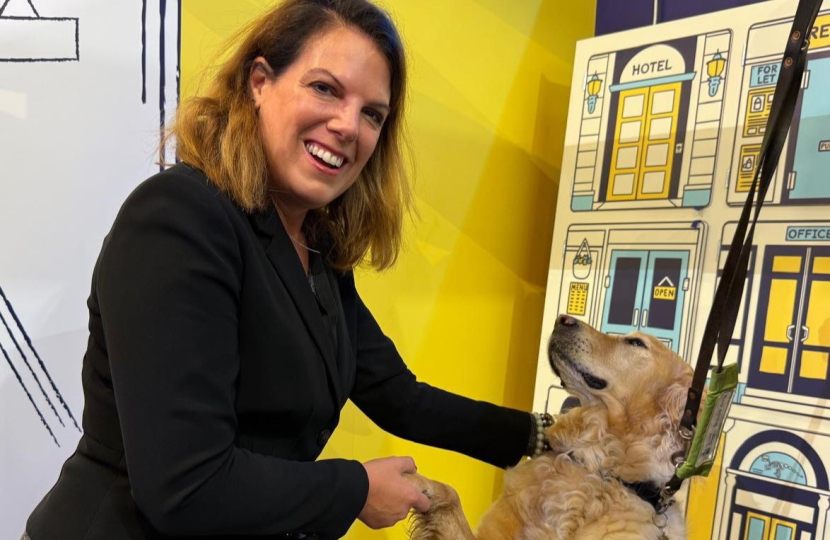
[675,363,738,480]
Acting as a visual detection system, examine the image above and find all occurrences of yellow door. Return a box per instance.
[793,251,830,396]
[608,82,681,201]
[744,512,798,540]
[638,83,680,199]
[750,247,830,398]
[608,87,648,201]
[759,260,799,380]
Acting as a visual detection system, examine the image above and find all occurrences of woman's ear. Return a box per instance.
[249,56,272,108]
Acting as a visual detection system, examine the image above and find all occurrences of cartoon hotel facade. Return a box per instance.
[534,3,830,540]
[569,31,732,212]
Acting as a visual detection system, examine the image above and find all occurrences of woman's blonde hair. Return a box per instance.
[171,0,410,271]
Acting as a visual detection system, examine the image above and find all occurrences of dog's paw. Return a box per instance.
[403,472,435,499]
[403,473,460,509]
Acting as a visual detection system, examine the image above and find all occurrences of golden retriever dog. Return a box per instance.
[406,314,694,540]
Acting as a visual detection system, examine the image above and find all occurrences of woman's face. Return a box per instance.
[250,26,391,217]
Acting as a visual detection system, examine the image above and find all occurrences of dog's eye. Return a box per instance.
[625,337,647,349]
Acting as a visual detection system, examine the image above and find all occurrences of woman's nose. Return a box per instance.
[327,104,360,141]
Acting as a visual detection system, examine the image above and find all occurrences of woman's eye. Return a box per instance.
[625,337,647,348]
[311,82,334,95]
[363,108,384,124]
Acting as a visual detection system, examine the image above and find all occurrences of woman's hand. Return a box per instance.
[358,456,431,529]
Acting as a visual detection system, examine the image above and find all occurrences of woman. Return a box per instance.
[25,0,547,538]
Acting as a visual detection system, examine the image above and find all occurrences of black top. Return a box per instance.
[26,164,531,540]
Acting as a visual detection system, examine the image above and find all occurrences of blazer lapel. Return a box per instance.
[250,210,343,405]
[326,267,357,406]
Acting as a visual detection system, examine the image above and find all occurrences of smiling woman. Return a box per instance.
[172,0,410,273]
[248,25,393,270]
[22,1,538,539]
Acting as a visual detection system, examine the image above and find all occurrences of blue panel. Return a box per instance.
[736,382,746,403]
[789,57,830,200]
[602,251,648,335]
[608,72,696,92]
[682,188,712,208]
[660,0,776,23]
[571,194,594,212]
[595,0,654,36]
[596,0,775,36]
[785,226,830,242]
[775,524,794,540]
[749,452,808,485]
[750,63,781,88]
[642,250,689,352]
[748,517,766,540]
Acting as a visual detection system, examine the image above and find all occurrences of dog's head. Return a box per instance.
[548,314,691,410]
[547,314,693,483]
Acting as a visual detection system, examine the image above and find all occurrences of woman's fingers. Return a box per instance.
[358,456,432,529]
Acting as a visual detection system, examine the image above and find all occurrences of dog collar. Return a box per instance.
[620,480,670,514]
[565,451,673,515]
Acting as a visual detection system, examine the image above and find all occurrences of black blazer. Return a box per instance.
[26,164,530,540]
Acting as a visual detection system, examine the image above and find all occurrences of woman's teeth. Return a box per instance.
[306,143,344,169]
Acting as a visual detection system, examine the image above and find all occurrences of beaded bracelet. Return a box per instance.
[527,412,554,458]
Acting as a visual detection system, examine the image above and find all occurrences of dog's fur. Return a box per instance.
[406,315,694,540]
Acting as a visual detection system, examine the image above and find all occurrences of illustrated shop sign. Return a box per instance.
[786,226,830,241]
[620,44,685,85]
[653,276,677,300]
[809,14,830,50]
[750,63,779,88]
[572,239,593,280]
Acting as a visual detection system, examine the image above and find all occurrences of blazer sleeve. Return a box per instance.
[98,172,368,538]
[347,285,531,469]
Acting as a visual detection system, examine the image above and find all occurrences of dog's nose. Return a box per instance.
[557,314,579,327]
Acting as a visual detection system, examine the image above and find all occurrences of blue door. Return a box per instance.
[641,251,689,349]
[602,250,689,352]
[786,55,830,203]
[602,251,648,336]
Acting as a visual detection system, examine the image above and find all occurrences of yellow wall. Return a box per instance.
[181,1,596,538]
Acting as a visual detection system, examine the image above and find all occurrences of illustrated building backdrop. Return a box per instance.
[532,1,830,539]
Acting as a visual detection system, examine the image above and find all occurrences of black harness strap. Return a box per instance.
[621,480,664,513]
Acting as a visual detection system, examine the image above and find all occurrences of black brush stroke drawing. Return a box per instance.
[0,0,80,63]
[141,0,147,104]
[173,0,181,166]
[0,307,65,427]
[176,0,181,110]
[159,0,167,169]
[1,286,80,443]
[0,339,59,446]
[141,0,181,170]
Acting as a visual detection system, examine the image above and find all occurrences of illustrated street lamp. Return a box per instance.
[707,51,726,97]
[586,73,603,114]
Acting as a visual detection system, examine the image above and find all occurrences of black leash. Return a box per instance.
[658,0,824,511]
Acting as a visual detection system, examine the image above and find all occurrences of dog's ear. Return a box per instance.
[659,381,708,426]
[659,381,689,428]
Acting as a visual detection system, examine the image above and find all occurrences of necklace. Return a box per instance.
[287,232,321,254]
[266,192,321,254]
